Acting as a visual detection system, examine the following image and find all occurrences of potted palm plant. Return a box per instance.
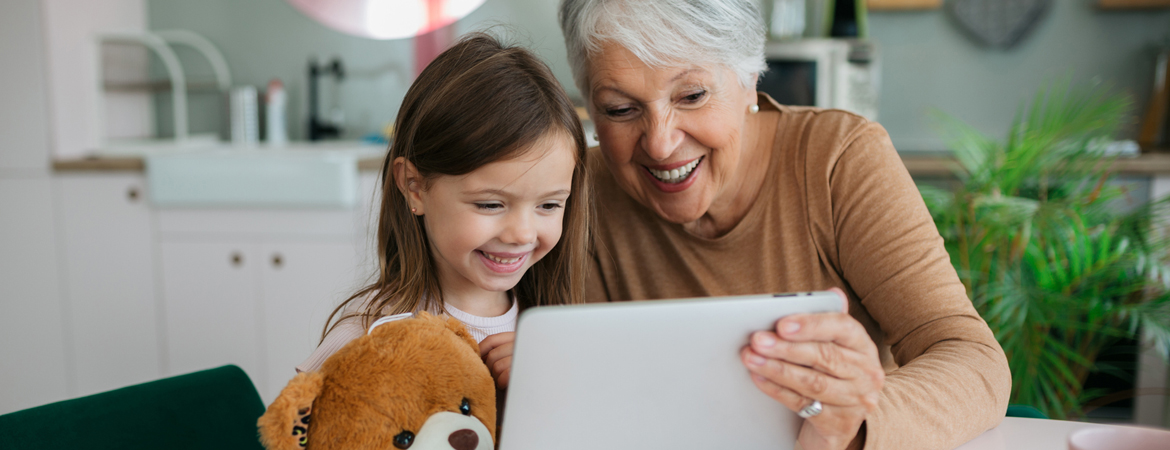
[918,80,1170,419]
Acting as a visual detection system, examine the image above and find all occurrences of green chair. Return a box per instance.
[1005,404,1049,419]
[0,365,266,450]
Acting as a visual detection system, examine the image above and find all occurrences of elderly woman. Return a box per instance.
[556,1,1012,449]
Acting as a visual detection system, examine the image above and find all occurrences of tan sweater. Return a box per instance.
[586,93,1011,450]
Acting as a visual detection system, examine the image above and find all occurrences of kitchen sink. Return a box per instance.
[136,142,384,208]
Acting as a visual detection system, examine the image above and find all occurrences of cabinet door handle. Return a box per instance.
[127,186,140,202]
[230,252,244,267]
[271,253,283,268]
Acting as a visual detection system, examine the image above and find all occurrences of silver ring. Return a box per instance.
[797,399,823,419]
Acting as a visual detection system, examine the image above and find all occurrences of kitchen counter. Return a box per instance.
[52,152,1170,176]
[53,156,146,172]
[52,155,388,172]
[901,151,1170,177]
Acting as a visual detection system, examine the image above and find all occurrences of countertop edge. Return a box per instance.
[49,153,1170,176]
[52,157,145,172]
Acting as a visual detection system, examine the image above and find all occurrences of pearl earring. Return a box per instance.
[411,207,417,213]
[592,133,599,140]
[749,104,759,114]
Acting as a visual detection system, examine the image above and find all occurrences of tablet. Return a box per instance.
[499,292,845,450]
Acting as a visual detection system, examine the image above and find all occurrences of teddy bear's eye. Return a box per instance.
[460,398,471,416]
[393,430,414,449]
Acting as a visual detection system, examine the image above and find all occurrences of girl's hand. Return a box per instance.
[740,288,884,450]
[479,332,515,390]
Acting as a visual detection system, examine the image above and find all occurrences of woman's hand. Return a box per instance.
[479,332,515,390]
[740,288,884,450]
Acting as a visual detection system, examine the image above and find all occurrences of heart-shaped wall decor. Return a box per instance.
[948,0,1051,49]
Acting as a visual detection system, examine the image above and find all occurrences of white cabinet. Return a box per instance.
[0,176,70,415]
[0,169,380,413]
[158,238,365,401]
[56,173,161,397]
[159,241,263,388]
[259,241,365,401]
[155,203,375,402]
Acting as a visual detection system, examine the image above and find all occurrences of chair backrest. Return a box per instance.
[0,365,266,450]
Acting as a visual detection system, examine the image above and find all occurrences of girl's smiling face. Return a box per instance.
[396,132,576,313]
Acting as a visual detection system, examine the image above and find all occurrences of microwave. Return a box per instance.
[757,38,881,121]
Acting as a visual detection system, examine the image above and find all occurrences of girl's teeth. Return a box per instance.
[484,253,520,264]
[648,157,701,183]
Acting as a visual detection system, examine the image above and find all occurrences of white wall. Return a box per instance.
[42,0,148,159]
[146,0,570,142]
[147,1,1170,150]
[0,0,53,170]
[869,4,1170,151]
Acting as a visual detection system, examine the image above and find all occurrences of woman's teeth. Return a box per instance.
[648,158,701,183]
[483,252,521,264]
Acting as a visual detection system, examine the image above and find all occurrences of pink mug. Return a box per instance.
[1068,426,1170,450]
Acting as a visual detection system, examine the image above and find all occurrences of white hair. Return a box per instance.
[559,0,767,95]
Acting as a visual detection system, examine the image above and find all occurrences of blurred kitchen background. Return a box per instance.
[147,0,1169,151]
[3,0,1170,427]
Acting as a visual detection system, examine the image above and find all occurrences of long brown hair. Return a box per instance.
[323,32,591,340]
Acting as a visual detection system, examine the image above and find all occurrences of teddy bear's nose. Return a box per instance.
[447,428,478,450]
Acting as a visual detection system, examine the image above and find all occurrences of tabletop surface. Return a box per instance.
[954,417,1162,450]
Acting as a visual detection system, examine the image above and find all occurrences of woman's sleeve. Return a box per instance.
[810,116,1011,450]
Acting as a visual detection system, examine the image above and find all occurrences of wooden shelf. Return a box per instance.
[867,0,941,10]
[1098,0,1170,9]
[52,156,144,172]
[103,81,223,93]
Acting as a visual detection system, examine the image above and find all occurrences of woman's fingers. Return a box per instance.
[741,299,876,450]
[745,365,806,411]
[742,347,877,407]
[746,361,867,449]
[773,312,878,357]
[750,332,867,380]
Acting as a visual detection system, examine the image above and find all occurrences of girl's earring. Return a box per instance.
[592,133,599,141]
[411,207,417,213]
[749,104,759,114]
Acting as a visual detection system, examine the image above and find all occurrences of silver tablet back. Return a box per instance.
[500,292,844,450]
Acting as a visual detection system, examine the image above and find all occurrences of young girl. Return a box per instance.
[296,33,591,391]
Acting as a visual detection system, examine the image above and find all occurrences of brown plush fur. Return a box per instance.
[258,313,496,450]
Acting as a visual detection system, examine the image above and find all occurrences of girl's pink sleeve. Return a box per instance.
[294,318,365,373]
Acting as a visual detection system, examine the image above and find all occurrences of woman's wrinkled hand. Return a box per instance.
[479,332,515,390]
[740,288,884,450]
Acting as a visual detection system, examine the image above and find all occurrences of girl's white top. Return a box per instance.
[295,297,518,373]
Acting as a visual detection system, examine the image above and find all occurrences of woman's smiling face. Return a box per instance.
[588,42,758,225]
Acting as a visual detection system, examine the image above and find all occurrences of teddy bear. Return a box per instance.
[257,312,497,450]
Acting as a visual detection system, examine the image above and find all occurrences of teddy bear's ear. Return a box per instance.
[258,371,323,450]
[442,315,480,352]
